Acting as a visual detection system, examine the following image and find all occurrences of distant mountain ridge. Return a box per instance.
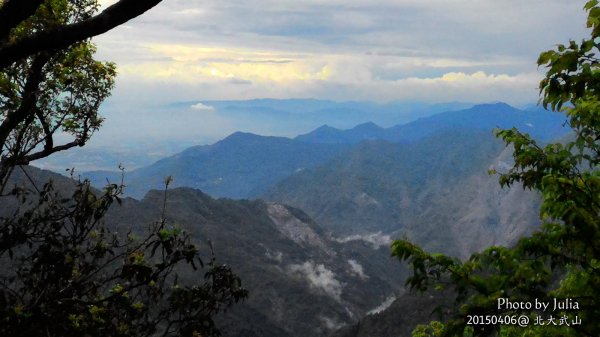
[295,122,386,144]
[296,103,568,144]
[35,100,550,172]
[81,102,568,201]
[168,98,474,130]
[84,132,350,199]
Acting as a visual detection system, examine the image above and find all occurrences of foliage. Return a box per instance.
[392,1,600,336]
[0,1,248,336]
[0,0,116,189]
[412,321,456,337]
[0,176,247,337]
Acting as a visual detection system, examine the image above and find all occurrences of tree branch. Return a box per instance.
[34,107,53,152]
[0,0,45,43]
[0,53,50,149]
[0,0,163,69]
[14,138,83,165]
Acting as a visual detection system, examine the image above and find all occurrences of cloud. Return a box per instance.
[265,250,283,263]
[190,102,215,111]
[347,259,368,280]
[334,232,392,249]
[367,295,397,315]
[288,261,343,300]
[320,316,345,331]
[91,0,589,105]
[115,43,331,84]
[414,71,519,84]
[107,43,540,105]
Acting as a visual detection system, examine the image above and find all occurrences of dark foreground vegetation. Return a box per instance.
[0,1,247,336]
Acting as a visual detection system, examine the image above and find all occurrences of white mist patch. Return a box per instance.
[347,259,368,280]
[265,249,283,263]
[334,231,392,249]
[190,102,215,111]
[288,261,343,300]
[367,295,397,315]
[354,192,379,206]
[320,316,345,331]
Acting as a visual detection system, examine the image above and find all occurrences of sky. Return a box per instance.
[94,0,589,105]
[37,0,592,170]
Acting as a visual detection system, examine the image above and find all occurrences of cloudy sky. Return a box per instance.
[46,0,589,166]
[95,0,589,105]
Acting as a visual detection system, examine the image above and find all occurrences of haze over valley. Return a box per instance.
[23,100,570,336]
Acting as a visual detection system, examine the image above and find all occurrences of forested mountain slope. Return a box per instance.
[267,129,541,258]
[2,167,406,337]
[84,132,349,199]
[81,103,567,203]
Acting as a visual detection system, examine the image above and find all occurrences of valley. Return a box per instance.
[26,101,569,336]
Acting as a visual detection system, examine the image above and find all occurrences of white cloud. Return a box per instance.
[265,250,283,263]
[334,231,392,249]
[367,295,397,315]
[320,316,345,331]
[347,259,368,280]
[190,102,215,111]
[288,261,343,300]
[92,0,588,104]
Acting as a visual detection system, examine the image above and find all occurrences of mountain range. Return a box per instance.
[266,128,542,258]
[4,167,406,337]
[84,133,349,199]
[81,102,568,203]
[167,98,476,133]
[23,101,571,336]
[35,99,474,172]
[295,102,566,143]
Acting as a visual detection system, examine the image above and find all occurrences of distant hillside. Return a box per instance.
[171,99,474,132]
[296,103,568,144]
[266,128,541,258]
[35,100,474,173]
[82,103,567,202]
[295,122,387,144]
[84,132,349,199]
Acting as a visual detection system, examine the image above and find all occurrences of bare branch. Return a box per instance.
[16,139,83,165]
